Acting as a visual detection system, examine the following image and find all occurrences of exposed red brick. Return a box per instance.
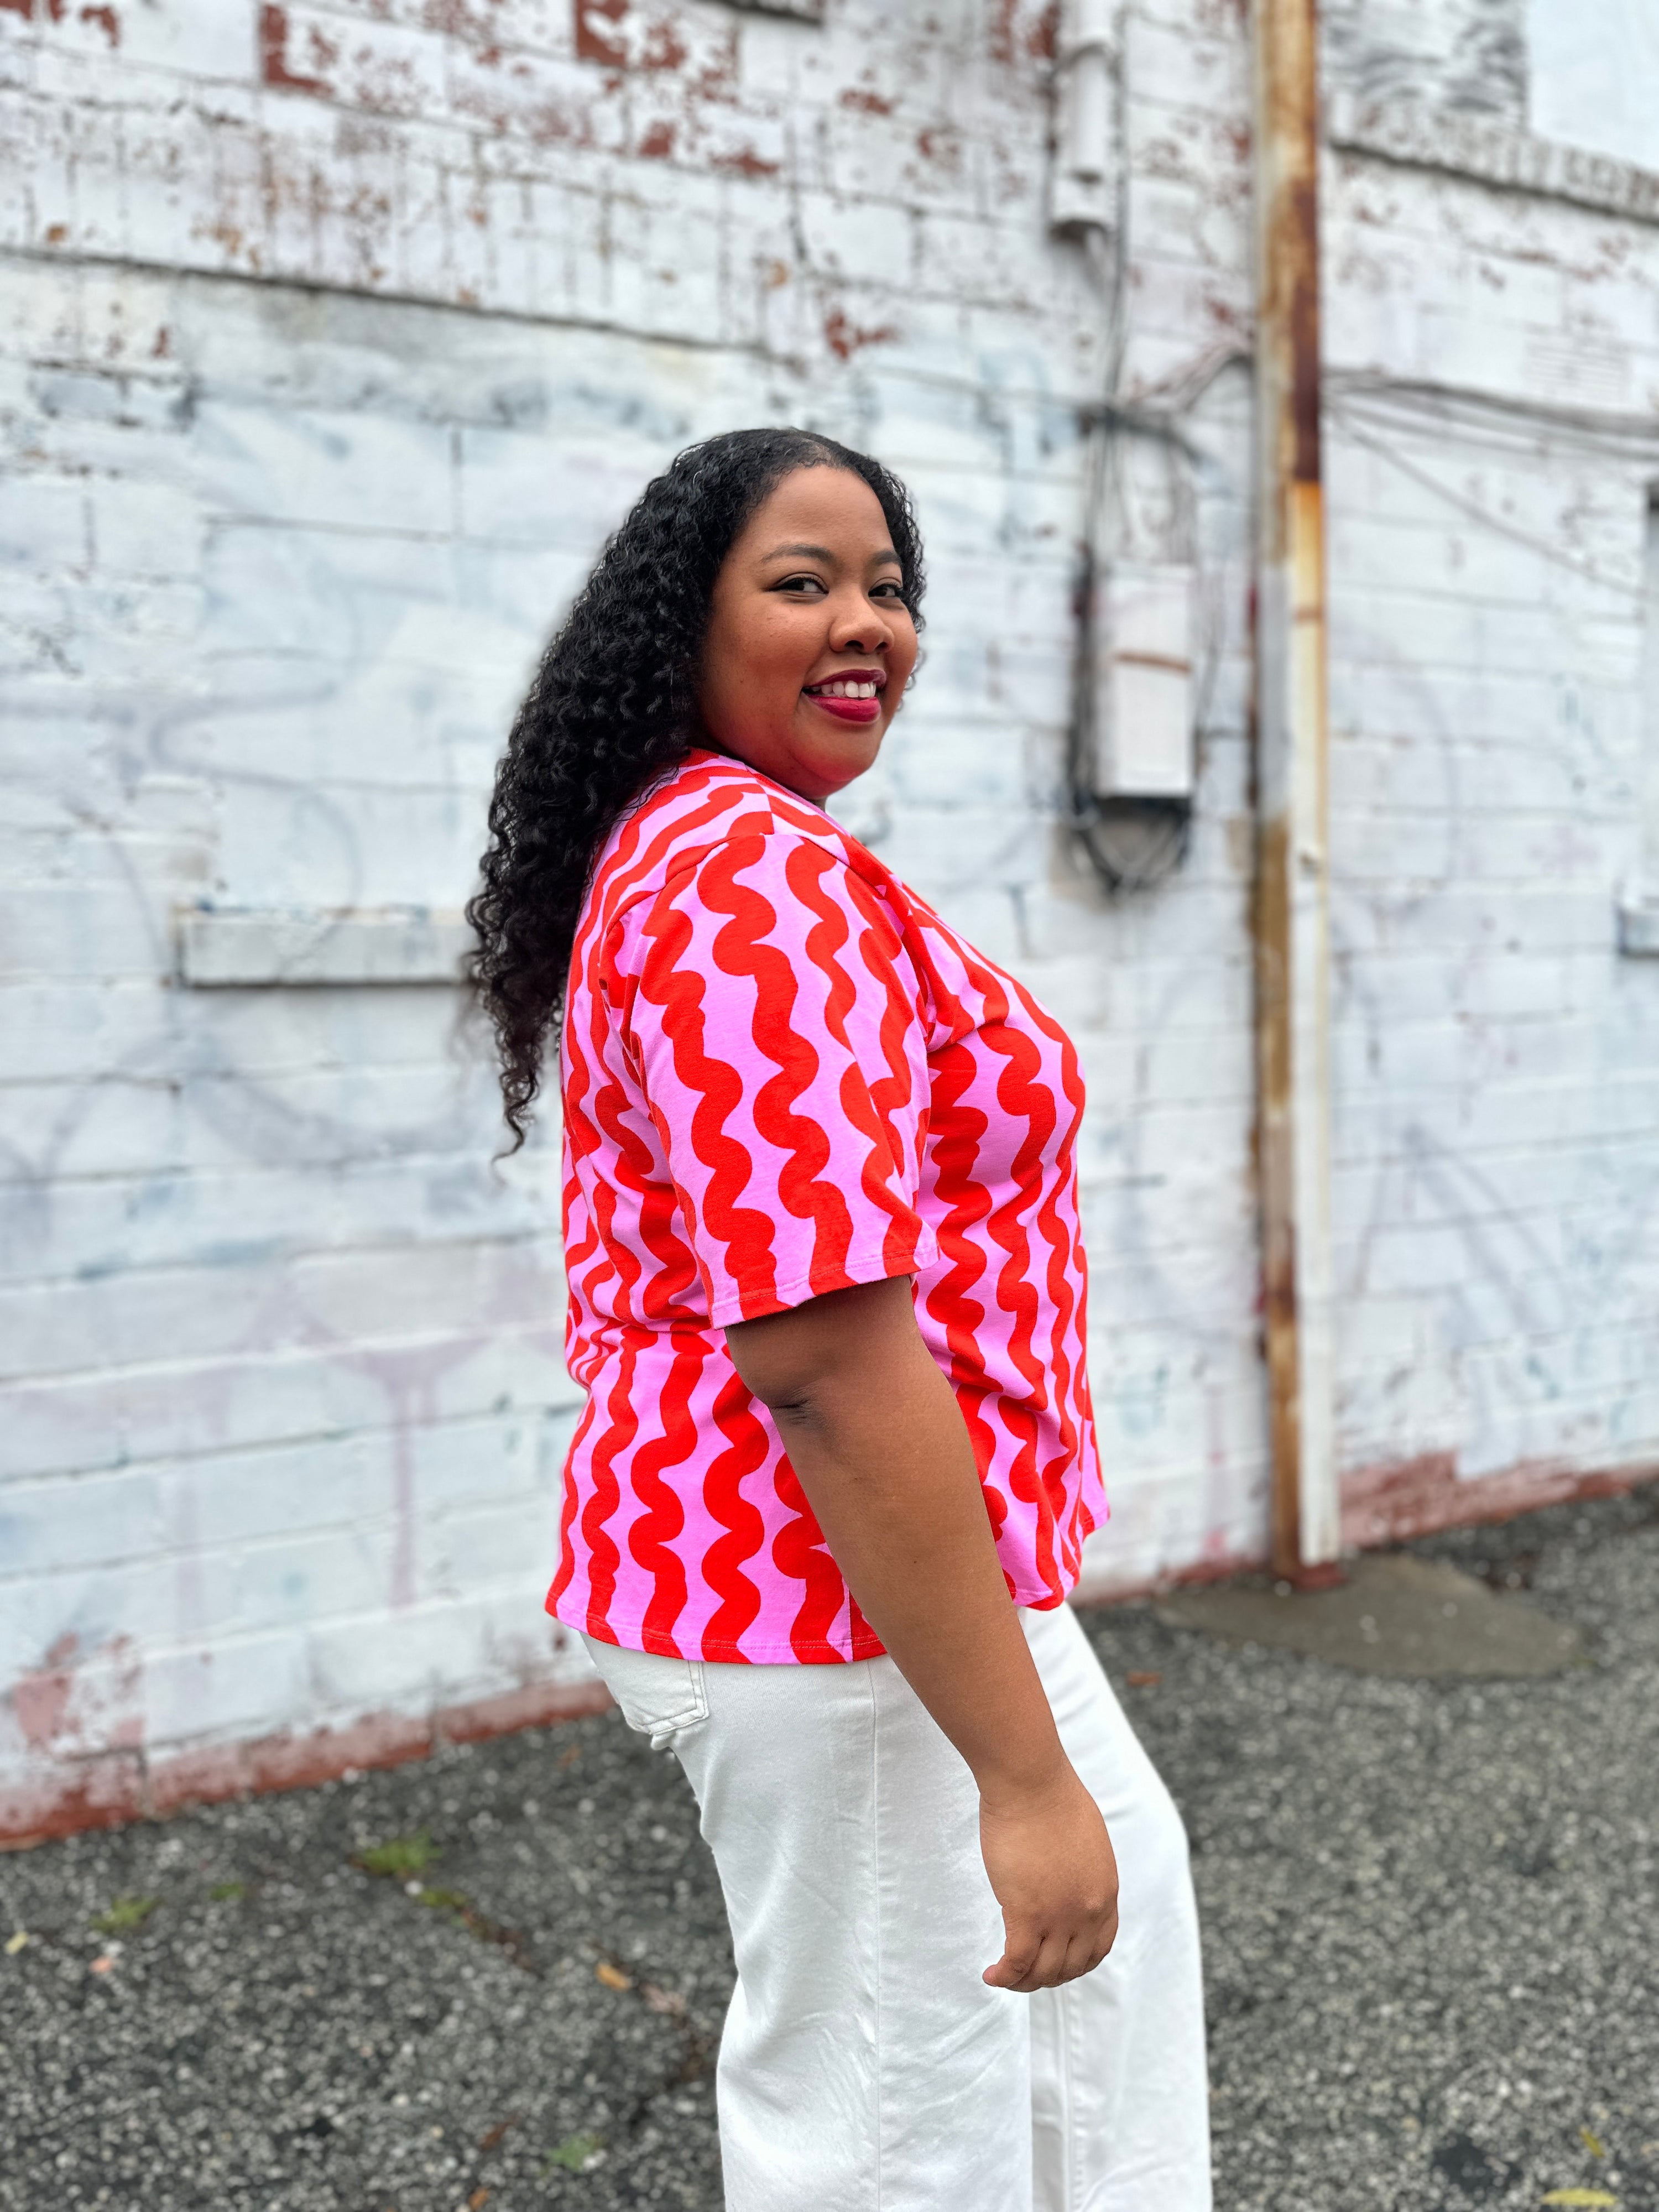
[526,100,586,145]
[839,86,894,115]
[1076,1458,1659,1605]
[245,1711,435,1794]
[145,1738,258,1815]
[1340,1453,1655,1551]
[9,1631,142,1761]
[637,119,675,159]
[691,34,735,96]
[712,145,780,180]
[639,15,685,72]
[11,1632,79,1751]
[987,0,1055,62]
[79,2,118,43]
[0,1754,144,1850]
[823,306,899,361]
[573,0,627,68]
[421,0,502,39]
[435,1677,613,1744]
[259,3,330,97]
[916,126,961,169]
[141,1714,442,1817]
[2,1683,613,1850]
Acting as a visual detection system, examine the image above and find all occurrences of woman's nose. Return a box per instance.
[829,597,890,652]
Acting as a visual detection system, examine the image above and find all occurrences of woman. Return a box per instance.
[469,427,1211,2210]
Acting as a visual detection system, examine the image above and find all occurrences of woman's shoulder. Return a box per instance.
[586,750,894,941]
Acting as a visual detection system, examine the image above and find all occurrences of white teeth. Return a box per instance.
[811,680,879,698]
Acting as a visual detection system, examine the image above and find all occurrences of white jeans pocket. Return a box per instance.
[581,1634,709,1752]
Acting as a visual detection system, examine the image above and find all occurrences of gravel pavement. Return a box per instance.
[4,1485,1655,2211]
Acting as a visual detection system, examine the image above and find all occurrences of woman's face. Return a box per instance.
[696,466,919,805]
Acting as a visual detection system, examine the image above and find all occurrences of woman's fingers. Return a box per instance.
[987,1888,1120,1990]
[1080,1902,1120,1977]
[982,1910,1065,1990]
[982,1918,1044,1989]
[1070,1913,1118,1981]
[983,1946,1051,1992]
[977,1765,1120,1990]
[982,1911,1115,1991]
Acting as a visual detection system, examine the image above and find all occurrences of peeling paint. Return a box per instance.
[822,307,899,360]
[258,3,330,97]
[1340,1457,1655,1553]
[11,1634,81,1751]
[3,1678,614,1850]
[573,0,628,69]
[8,1634,143,1756]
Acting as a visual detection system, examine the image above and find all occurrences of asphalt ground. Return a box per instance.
[3,1484,1655,2212]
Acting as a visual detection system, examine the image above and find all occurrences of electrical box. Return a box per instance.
[1092,562,1196,801]
[1049,0,1118,236]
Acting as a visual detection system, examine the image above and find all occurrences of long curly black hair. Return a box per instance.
[468,426,927,1149]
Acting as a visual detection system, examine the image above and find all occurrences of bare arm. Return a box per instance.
[725,1273,1118,1991]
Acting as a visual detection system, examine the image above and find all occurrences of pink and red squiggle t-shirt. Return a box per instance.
[548,750,1105,1663]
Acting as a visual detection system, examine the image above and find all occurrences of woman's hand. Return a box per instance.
[979,1768,1120,1991]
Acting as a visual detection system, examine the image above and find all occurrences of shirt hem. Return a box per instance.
[551,1561,1085,1666]
[705,1227,940,1330]
[553,1600,888,1666]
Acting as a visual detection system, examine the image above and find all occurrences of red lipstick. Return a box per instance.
[805,693,882,724]
[802,672,886,726]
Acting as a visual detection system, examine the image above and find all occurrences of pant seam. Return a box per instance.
[1068,1978,1091,2210]
[868,1660,884,2212]
[1053,1979,1076,2212]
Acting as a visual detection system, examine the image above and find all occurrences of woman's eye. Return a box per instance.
[774,573,826,594]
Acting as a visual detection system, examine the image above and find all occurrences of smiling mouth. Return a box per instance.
[802,673,886,725]
[803,676,885,700]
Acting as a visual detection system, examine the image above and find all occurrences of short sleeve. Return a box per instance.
[611,828,936,1327]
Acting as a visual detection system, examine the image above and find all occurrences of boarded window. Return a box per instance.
[1323,0,1526,122]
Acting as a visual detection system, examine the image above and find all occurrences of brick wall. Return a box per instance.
[2,0,1655,1840]
[1323,123,1659,1538]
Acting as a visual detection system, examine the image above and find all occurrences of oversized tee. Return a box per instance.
[547,749,1106,1663]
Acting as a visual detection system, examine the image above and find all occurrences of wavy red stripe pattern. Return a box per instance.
[549,751,1105,1663]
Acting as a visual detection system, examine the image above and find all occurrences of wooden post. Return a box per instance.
[1251,0,1340,1582]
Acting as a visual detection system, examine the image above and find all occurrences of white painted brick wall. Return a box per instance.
[2,0,1656,1833]
[1324,121,1659,1515]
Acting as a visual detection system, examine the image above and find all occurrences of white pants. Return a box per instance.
[582,1603,1212,2211]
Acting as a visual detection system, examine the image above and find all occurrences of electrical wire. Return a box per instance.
[1331,411,1646,599]
[1327,369,1659,461]
[1058,119,1659,883]
[1326,367,1659,601]
[1063,145,1217,896]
